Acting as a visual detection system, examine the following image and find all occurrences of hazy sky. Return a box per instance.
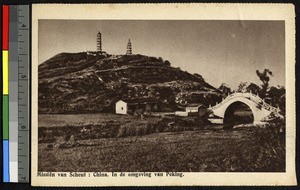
[39,20,285,89]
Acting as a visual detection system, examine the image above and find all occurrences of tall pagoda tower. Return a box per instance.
[126,39,132,55]
[97,31,102,52]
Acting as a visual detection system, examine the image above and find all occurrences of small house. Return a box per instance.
[186,104,202,113]
[186,104,207,117]
[115,97,158,115]
[175,104,207,117]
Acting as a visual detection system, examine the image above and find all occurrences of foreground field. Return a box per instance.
[38,114,285,172]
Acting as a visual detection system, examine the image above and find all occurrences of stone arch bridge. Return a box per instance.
[209,92,282,125]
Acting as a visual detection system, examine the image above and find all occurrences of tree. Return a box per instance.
[255,69,285,113]
[237,82,248,92]
[218,83,232,96]
[267,86,285,113]
[158,57,163,62]
[246,83,261,95]
[164,60,171,66]
[256,69,273,98]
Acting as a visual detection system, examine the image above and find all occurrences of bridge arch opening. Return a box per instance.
[223,101,254,129]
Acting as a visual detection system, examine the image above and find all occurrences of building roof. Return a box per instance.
[119,97,157,104]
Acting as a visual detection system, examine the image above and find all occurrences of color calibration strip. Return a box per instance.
[2,5,30,183]
[3,5,10,182]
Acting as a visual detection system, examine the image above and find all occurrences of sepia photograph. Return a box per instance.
[38,19,286,172]
[31,4,296,186]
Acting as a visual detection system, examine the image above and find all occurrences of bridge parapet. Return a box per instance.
[211,92,280,114]
[209,92,282,124]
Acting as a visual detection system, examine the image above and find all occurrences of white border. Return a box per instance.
[31,3,296,186]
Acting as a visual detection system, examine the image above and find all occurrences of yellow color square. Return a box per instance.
[2,50,8,95]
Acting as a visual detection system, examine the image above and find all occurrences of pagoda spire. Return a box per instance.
[97,31,102,52]
[126,38,132,55]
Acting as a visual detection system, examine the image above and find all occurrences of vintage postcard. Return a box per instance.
[31,3,296,186]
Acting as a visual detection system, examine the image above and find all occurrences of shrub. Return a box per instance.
[248,123,285,171]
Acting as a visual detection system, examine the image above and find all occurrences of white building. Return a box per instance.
[174,111,188,117]
[175,104,207,117]
[115,100,128,115]
[186,104,201,113]
[115,98,158,115]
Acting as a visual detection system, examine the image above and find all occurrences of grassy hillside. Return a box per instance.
[38,53,222,113]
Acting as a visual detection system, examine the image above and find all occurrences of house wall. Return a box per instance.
[186,107,199,112]
[116,100,127,114]
[175,111,188,117]
[116,101,158,115]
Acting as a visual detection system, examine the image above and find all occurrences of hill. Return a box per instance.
[38,52,222,113]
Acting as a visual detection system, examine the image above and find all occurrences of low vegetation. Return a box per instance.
[38,114,285,172]
[38,114,207,143]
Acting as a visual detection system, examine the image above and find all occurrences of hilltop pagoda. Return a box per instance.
[126,39,132,55]
[97,31,102,52]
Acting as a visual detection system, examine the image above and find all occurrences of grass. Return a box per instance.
[38,113,150,127]
[38,114,285,172]
[38,114,203,143]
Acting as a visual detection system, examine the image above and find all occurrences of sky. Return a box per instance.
[38,20,285,89]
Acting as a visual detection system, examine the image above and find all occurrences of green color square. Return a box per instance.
[3,95,9,140]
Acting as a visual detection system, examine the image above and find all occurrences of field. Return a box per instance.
[38,114,285,172]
